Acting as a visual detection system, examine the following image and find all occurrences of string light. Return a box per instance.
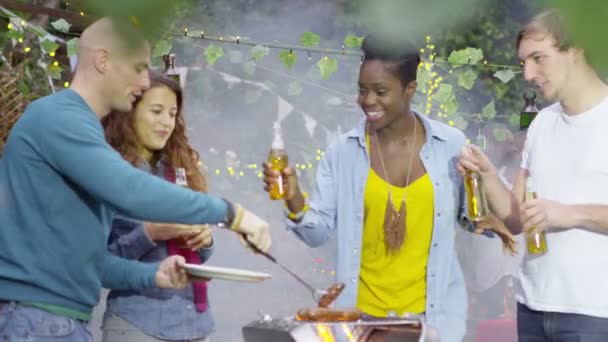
[49,51,56,57]
[64,81,70,87]
[24,47,31,53]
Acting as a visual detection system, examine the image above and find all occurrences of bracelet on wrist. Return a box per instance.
[283,191,309,220]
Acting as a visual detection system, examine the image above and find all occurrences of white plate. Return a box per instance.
[183,263,272,283]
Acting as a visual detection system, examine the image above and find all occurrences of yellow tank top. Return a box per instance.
[357,142,434,316]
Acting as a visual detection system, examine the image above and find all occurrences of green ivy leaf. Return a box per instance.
[447,49,469,66]
[445,97,459,114]
[152,40,172,58]
[287,81,303,96]
[482,100,496,119]
[66,38,79,58]
[493,69,516,83]
[41,39,60,54]
[434,84,454,103]
[300,31,320,47]
[466,48,484,65]
[343,34,364,48]
[417,66,431,93]
[457,69,478,90]
[242,61,256,75]
[6,29,23,41]
[51,18,71,33]
[250,45,269,62]
[447,47,484,66]
[229,50,243,63]
[204,45,224,65]
[316,57,337,80]
[48,63,63,80]
[279,50,298,69]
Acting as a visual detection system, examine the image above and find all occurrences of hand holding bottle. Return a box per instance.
[262,163,300,200]
[457,144,498,177]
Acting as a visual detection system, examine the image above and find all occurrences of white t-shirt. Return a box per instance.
[518,97,608,317]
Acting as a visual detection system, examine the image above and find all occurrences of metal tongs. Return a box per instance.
[243,236,326,302]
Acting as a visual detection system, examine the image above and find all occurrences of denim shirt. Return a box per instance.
[286,113,471,342]
[103,160,215,340]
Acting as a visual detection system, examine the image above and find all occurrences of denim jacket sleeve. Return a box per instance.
[285,142,339,247]
[108,215,157,260]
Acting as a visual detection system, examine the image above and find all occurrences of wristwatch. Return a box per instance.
[217,198,236,228]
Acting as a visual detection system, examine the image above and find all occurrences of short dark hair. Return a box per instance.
[361,35,421,87]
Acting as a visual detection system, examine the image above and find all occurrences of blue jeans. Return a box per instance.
[0,302,92,342]
[518,303,608,342]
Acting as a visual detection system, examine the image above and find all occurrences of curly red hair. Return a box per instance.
[102,72,207,192]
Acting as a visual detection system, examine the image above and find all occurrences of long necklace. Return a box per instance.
[372,114,417,254]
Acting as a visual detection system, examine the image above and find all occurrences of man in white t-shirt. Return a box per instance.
[458,9,608,342]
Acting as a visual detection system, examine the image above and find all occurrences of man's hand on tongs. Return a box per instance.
[474,214,518,256]
[231,207,272,253]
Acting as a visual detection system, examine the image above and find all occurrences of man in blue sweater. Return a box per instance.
[0,17,271,341]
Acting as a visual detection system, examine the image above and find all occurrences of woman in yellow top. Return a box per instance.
[262,35,512,341]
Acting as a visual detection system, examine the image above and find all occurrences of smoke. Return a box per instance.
[98,1,537,341]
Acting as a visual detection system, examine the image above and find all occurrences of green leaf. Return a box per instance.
[300,31,320,47]
[493,69,516,83]
[250,45,269,62]
[229,50,243,63]
[51,19,71,33]
[41,39,60,54]
[416,66,431,93]
[242,61,256,75]
[447,49,469,66]
[466,48,484,65]
[66,38,80,58]
[287,81,303,96]
[152,40,172,58]
[204,45,224,65]
[16,80,30,95]
[6,29,23,41]
[279,50,298,69]
[447,47,484,66]
[343,34,364,48]
[445,97,459,114]
[316,57,337,80]
[482,100,496,119]
[48,63,63,80]
[434,84,454,103]
[457,69,478,90]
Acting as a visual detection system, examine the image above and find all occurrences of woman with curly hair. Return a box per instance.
[101,72,215,342]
